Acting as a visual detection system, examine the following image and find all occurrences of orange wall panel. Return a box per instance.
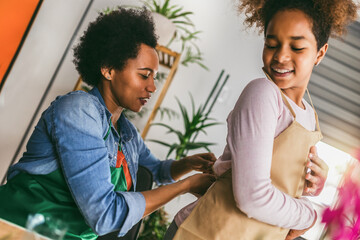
[0,0,42,88]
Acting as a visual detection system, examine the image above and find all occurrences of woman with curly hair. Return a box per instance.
[166,0,358,239]
[0,7,216,239]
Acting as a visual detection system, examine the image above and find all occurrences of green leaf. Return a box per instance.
[158,107,179,120]
[184,141,215,150]
[160,0,170,15]
[201,122,221,128]
[172,11,194,18]
[175,97,190,132]
[168,6,184,18]
[172,20,194,26]
[151,123,185,142]
[146,139,172,148]
[166,144,180,158]
[153,0,160,12]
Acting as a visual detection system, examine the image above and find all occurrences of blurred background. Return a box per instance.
[0,1,359,239]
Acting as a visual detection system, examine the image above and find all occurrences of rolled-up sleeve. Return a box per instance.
[117,192,145,236]
[51,93,145,236]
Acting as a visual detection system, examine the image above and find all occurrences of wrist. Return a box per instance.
[178,178,190,194]
[179,157,193,172]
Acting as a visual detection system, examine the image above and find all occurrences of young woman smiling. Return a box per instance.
[166,0,358,239]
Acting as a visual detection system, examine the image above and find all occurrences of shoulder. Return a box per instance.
[235,78,282,110]
[50,91,106,121]
[242,78,280,99]
[54,90,102,108]
[226,78,285,124]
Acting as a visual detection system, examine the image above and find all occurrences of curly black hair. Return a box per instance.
[73,7,158,86]
[238,0,358,50]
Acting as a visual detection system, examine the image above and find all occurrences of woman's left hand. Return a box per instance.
[302,146,329,196]
[182,153,217,174]
[171,153,216,181]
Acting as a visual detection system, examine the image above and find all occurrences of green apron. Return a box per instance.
[0,124,130,239]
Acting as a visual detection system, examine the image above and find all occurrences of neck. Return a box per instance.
[282,88,306,109]
[97,82,124,127]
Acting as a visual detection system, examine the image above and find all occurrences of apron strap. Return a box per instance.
[262,68,296,119]
[279,91,297,119]
[262,68,321,132]
[305,88,321,132]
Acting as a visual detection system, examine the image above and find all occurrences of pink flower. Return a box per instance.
[321,155,360,240]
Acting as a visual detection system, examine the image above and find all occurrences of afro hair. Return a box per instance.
[73,7,158,86]
[238,0,358,50]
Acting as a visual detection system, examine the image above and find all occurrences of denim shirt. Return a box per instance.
[8,87,175,236]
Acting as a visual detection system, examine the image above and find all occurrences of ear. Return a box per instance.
[100,67,113,80]
[315,43,328,66]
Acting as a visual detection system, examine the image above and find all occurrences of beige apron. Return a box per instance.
[174,77,322,240]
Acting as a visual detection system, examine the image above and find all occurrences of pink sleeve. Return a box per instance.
[229,78,315,230]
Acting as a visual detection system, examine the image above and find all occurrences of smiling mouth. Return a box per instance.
[139,97,150,105]
[271,67,294,74]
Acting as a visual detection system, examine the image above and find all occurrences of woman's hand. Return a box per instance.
[303,146,329,196]
[185,173,216,197]
[171,152,217,180]
[183,153,217,173]
[142,173,215,216]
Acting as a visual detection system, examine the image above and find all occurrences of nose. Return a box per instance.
[146,77,156,93]
[273,46,291,63]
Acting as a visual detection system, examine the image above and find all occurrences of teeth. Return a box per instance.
[273,68,292,73]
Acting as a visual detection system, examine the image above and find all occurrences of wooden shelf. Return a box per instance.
[141,45,181,139]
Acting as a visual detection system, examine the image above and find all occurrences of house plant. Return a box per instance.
[138,70,229,239]
[142,0,208,70]
[147,70,229,159]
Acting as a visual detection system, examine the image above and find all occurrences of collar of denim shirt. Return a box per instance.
[88,87,134,142]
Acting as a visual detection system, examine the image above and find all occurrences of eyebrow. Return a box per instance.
[266,35,306,40]
[137,67,154,72]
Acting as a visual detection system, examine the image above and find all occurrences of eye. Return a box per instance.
[265,43,277,49]
[139,74,150,79]
[292,47,305,51]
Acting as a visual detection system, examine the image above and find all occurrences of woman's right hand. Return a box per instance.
[185,173,216,197]
[142,173,215,217]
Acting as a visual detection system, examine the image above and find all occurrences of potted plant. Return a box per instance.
[138,70,229,239]
[142,0,208,70]
[148,70,229,159]
[103,1,208,70]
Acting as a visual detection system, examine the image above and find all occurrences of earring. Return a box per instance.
[107,76,111,79]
